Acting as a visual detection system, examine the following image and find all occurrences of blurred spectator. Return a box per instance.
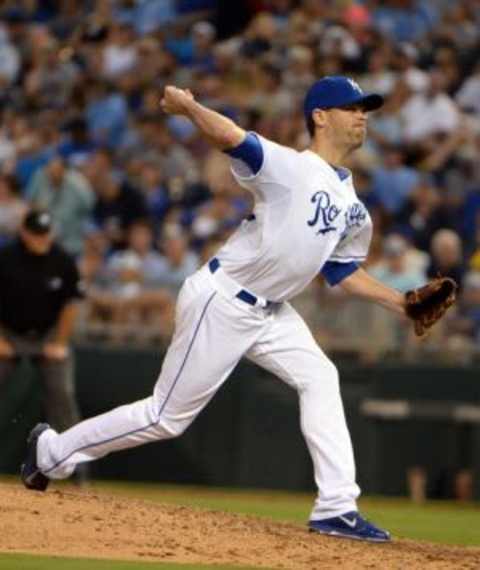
[447,271,480,344]
[92,172,148,249]
[368,95,404,148]
[0,174,27,244]
[24,35,79,109]
[319,25,361,67]
[282,45,315,100]
[86,219,175,340]
[85,80,129,148]
[372,0,436,43]
[120,0,178,36]
[0,23,20,87]
[247,63,291,117]
[401,70,460,145]
[102,22,138,80]
[134,115,199,182]
[392,42,428,94]
[456,62,480,115]
[371,145,420,215]
[361,50,396,98]
[396,182,458,252]
[133,37,169,88]
[154,225,199,294]
[137,161,171,226]
[83,147,115,187]
[468,218,480,272]
[1,8,29,71]
[437,2,479,51]
[0,119,16,168]
[107,220,168,290]
[58,117,98,169]
[366,233,427,351]
[433,45,461,94]
[370,234,426,291]
[240,12,277,59]
[427,229,465,288]
[77,229,110,292]
[12,118,59,188]
[166,20,216,72]
[27,155,95,256]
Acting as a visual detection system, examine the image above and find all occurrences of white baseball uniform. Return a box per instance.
[37,134,372,521]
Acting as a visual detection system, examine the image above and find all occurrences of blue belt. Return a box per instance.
[208,257,271,307]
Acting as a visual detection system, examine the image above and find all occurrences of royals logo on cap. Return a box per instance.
[346,78,362,94]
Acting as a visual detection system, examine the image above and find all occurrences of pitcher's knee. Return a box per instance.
[324,362,340,392]
[326,361,339,384]
[305,360,340,392]
[155,417,190,439]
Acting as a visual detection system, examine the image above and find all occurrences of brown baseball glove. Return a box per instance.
[405,277,458,337]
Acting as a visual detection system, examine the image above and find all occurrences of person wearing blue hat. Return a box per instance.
[24,78,440,545]
[303,75,384,136]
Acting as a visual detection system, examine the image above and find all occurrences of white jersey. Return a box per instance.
[216,134,372,302]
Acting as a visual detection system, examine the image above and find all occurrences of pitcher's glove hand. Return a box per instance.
[405,277,458,337]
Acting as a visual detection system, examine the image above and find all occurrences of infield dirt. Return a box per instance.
[0,482,478,569]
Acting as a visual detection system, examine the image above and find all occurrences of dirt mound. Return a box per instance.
[0,482,477,569]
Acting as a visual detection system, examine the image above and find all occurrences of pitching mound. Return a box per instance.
[0,482,478,569]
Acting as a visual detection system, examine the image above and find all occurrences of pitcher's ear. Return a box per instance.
[312,108,327,130]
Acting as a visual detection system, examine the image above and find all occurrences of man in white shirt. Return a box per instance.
[401,70,459,144]
[455,62,480,115]
[23,76,412,542]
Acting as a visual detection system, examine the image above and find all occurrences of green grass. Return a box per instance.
[90,481,480,546]
[0,553,264,570]
[357,497,480,546]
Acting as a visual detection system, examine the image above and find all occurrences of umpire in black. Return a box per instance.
[0,209,83,434]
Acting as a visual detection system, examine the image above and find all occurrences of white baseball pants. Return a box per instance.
[37,264,360,520]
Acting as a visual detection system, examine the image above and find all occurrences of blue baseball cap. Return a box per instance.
[304,76,384,134]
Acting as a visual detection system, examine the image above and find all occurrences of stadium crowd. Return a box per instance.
[1,0,480,358]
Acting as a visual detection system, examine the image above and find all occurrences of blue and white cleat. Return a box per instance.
[21,423,51,492]
[309,511,391,542]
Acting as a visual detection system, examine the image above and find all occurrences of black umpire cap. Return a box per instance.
[22,210,53,235]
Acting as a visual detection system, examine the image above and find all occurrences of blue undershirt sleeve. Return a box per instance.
[321,261,359,286]
[223,132,264,175]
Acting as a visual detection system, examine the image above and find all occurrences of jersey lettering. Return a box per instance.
[307,191,342,235]
[339,202,368,241]
[345,202,367,229]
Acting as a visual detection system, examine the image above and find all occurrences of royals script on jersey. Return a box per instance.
[216,135,373,302]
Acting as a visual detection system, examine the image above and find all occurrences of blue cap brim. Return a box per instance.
[340,93,384,111]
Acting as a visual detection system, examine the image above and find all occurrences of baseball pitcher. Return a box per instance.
[21,77,456,542]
